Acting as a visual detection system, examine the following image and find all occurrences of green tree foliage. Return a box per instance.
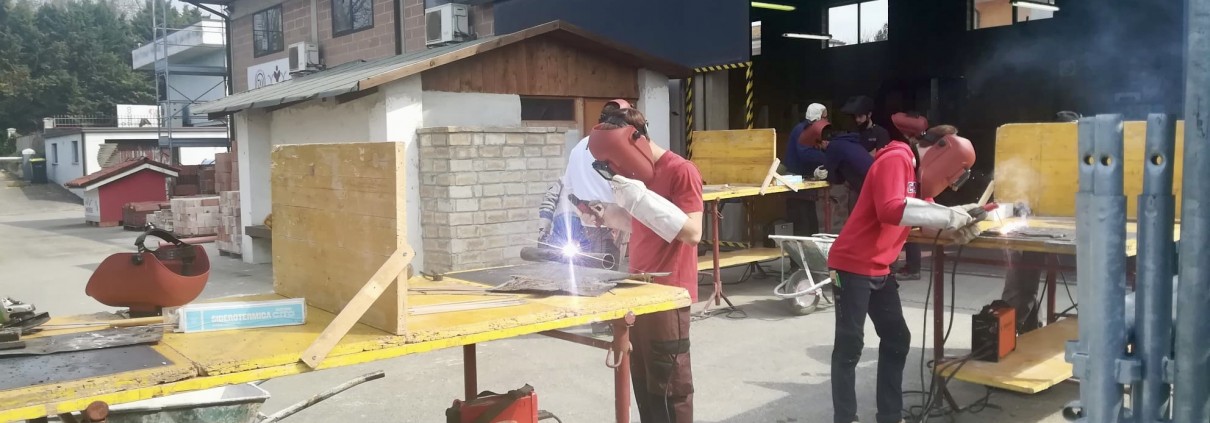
[0,0,203,133]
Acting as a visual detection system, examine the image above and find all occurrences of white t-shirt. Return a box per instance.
[563,136,615,204]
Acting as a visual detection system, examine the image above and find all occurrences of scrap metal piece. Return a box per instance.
[488,274,618,297]
[0,326,162,357]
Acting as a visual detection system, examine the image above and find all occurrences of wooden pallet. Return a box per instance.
[218,250,242,259]
[86,221,120,228]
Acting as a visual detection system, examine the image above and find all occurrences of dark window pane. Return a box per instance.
[521,98,576,121]
[253,6,284,57]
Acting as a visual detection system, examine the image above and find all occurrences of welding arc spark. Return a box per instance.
[532,239,611,264]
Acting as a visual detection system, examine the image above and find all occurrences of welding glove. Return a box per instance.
[609,175,688,243]
[900,197,975,231]
[813,166,828,181]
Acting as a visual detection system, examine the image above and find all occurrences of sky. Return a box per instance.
[827,0,888,46]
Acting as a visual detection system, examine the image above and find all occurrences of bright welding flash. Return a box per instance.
[562,244,580,258]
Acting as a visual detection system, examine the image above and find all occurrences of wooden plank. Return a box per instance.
[994,120,1185,218]
[301,248,412,369]
[698,248,784,271]
[690,129,778,185]
[938,318,1078,394]
[421,38,639,99]
[701,181,829,202]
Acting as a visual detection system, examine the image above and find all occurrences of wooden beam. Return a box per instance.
[300,247,413,369]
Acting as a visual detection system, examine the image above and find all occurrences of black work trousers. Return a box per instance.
[831,270,911,423]
[786,197,820,237]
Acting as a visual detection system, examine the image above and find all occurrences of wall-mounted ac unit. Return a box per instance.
[425,3,471,47]
[288,41,320,73]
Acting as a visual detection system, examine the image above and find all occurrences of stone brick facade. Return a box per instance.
[418,126,565,273]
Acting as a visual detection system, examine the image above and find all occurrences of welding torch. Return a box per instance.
[966,202,999,221]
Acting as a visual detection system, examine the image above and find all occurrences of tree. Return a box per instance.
[874,22,889,42]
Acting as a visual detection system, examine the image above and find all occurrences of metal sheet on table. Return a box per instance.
[0,345,170,390]
[447,262,634,288]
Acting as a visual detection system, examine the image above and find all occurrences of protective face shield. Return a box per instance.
[798,119,831,147]
[918,134,976,198]
[891,112,928,141]
[587,123,656,183]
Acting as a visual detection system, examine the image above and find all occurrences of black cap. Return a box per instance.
[840,96,874,116]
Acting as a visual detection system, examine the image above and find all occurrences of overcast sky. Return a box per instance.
[828,0,887,45]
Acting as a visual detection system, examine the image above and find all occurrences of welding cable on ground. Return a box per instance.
[1061,271,1077,314]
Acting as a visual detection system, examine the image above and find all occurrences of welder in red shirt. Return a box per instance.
[827,112,982,423]
[588,107,703,423]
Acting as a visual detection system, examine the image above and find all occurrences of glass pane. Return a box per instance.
[860,0,888,43]
[334,0,351,32]
[352,0,373,29]
[1016,0,1055,22]
[520,98,576,121]
[828,3,859,47]
[972,0,1012,29]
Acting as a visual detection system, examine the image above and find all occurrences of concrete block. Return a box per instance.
[525,134,545,145]
[480,146,502,158]
[506,159,527,170]
[472,133,486,146]
[432,174,455,186]
[522,146,542,157]
[542,145,562,156]
[483,184,506,196]
[547,158,566,169]
[455,199,479,212]
[449,212,476,226]
[423,146,450,160]
[452,147,477,159]
[485,133,506,145]
[541,169,562,180]
[502,196,527,209]
[547,133,565,145]
[506,134,526,145]
[454,172,477,185]
[480,197,503,210]
[527,182,549,194]
[506,183,527,195]
[484,210,509,223]
[454,226,480,238]
[527,170,546,182]
[502,146,522,157]
[450,160,475,172]
[483,160,507,171]
[508,208,531,222]
[428,134,449,146]
[473,185,483,197]
[449,133,473,146]
[436,199,455,212]
[526,158,547,169]
[485,235,510,249]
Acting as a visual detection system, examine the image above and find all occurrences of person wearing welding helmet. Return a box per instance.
[587,107,703,423]
[826,112,983,423]
[815,119,874,221]
[782,104,830,236]
[886,113,960,281]
[840,95,891,153]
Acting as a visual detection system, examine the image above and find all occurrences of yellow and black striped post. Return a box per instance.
[692,61,751,73]
[685,76,695,158]
[744,65,754,129]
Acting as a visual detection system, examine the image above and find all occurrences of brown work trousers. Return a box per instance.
[629,307,693,423]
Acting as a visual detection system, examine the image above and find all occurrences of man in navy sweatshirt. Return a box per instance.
[783,105,829,236]
[819,122,874,215]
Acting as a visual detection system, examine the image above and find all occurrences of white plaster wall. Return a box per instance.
[236,110,274,264]
[268,94,382,146]
[81,131,227,175]
[637,68,672,150]
[43,134,84,191]
[373,75,426,272]
[179,147,230,165]
[420,91,522,127]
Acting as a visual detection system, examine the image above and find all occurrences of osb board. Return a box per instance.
[700,181,829,201]
[690,129,778,185]
[938,319,1078,394]
[994,121,1185,219]
[698,247,784,271]
[271,142,410,334]
[421,38,640,99]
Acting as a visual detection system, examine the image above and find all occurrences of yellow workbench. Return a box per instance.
[909,216,1180,394]
[701,181,829,202]
[0,277,690,422]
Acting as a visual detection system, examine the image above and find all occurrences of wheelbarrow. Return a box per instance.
[53,371,385,423]
[768,235,837,316]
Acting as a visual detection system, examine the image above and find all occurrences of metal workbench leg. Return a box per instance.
[609,313,637,423]
[932,244,946,364]
[463,344,477,401]
[1046,255,1058,324]
[822,189,834,233]
[712,201,722,306]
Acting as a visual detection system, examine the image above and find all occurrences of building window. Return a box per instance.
[52,143,58,165]
[521,98,576,122]
[332,0,373,37]
[751,21,762,56]
[970,0,1055,30]
[71,141,79,164]
[253,6,284,57]
[826,0,888,48]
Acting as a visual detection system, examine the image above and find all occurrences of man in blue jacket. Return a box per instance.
[820,121,875,215]
[782,104,828,236]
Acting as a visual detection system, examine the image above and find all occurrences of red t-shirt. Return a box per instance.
[827,140,916,277]
[628,152,704,302]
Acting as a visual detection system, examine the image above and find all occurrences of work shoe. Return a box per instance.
[896,269,921,281]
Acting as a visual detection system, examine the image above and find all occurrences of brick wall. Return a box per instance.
[418,126,566,273]
[230,0,397,93]
[402,1,494,53]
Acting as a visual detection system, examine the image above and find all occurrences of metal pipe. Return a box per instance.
[1091,115,1130,423]
[1133,114,1177,422]
[1175,0,1210,418]
[610,313,636,423]
[463,344,477,401]
[518,246,616,270]
[712,201,722,306]
[1067,118,1095,418]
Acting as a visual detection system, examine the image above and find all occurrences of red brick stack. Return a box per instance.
[170,196,221,237]
[122,201,171,230]
[199,165,217,195]
[173,166,201,197]
[217,191,242,256]
[214,153,239,192]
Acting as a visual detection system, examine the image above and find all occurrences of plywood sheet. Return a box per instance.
[271,142,410,334]
[421,38,640,99]
[905,217,1181,257]
[698,248,784,271]
[690,129,778,185]
[939,318,1078,394]
[994,121,1185,219]
[701,181,829,201]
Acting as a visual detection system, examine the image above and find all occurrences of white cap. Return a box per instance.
[805,103,826,122]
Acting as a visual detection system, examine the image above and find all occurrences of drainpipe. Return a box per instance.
[1175,0,1210,419]
[393,0,403,54]
[311,0,319,43]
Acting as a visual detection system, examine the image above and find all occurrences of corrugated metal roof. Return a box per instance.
[194,37,498,115]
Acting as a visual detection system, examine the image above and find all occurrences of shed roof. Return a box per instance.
[64,157,181,190]
[193,21,690,116]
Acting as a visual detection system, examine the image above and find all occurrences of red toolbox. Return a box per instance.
[447,385,538,423]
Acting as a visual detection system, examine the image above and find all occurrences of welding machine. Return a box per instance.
[972,301,1017,362]
[446,385,539,423]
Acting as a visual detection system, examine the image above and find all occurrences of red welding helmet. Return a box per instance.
[919,134,976,198]
[798,119,830,147]
[587,123,655,182]
[607,99,632,109]
[891,112,928,140]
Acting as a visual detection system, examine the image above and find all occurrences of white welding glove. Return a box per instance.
[900,197,975,231]
[813,166,828,180]
[609,175,688,243]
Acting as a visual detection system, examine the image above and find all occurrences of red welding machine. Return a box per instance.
[972,300,1017,362]
[446,385,539,423]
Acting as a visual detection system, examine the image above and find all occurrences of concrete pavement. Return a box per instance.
[0,170,1075,422]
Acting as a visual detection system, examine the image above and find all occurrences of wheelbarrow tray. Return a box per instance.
[103,383,270,423]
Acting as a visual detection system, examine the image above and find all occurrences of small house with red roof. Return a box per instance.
[65,158,180,226]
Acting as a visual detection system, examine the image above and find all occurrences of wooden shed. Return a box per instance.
[64,158,179,227]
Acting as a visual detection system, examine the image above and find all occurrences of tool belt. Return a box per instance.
[446,384,538,423]
[86,229,211,314]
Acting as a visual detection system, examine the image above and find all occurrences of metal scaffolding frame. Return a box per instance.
[148,0,230,163]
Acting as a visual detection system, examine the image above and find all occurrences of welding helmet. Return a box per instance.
[919,134,977,198]
[798,119,830,147]
[599,99,633,122]
[587,123,656,183]
[891,112,928,140]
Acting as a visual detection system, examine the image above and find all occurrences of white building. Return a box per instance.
[131,18,230,144]
[43,127,227,198]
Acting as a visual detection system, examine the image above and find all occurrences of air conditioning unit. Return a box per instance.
[287,41,320,73]
[425,3,471,47]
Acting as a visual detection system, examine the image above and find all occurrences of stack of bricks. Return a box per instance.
[122,201,171,230]
[214,152,239,192]
[170,196,221,237]
[216,191,243,255]
[148,209,174,232]
[418,126,567,273]
[173,165,201,196]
